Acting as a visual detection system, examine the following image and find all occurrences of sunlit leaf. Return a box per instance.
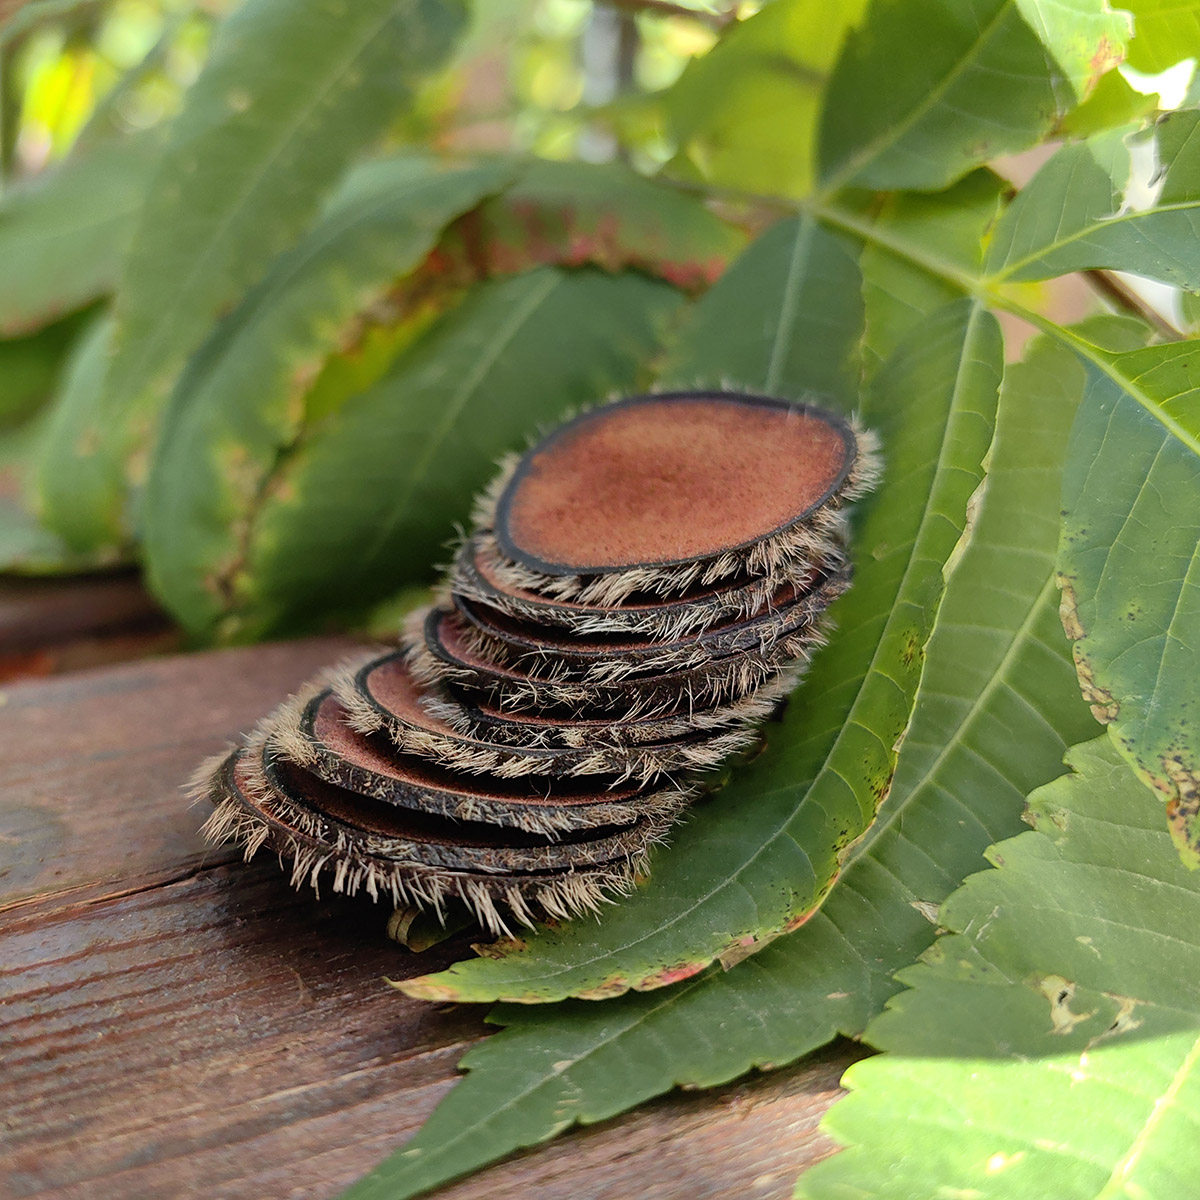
[1013,0,1129,98]
[1122,0,1200,72]
[662,0,869,199]
[798,737,1200,1200]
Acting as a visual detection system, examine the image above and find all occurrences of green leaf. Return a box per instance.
[818,0,1067,193]
[987,110,1200,288]
[30,313,128,557]
[401,279,999,1005]
[0,131,158,337]
[1057,338,1200,862]
[447,158,745,292]
[657,214,863,400]
[172,268,680,642]
[143,154,515,634]
[0,308,93,430]
[1123,0,1200,72]
[326,325,1097,1200]
[1013,0,1130,98]
[98,0,468,533]
[661,0,869,200]
[797,737,1200,1200]
[858,170,1007,379]
[1058,63,1158,138]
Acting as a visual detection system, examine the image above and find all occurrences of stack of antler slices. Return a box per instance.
[197,391,879,933]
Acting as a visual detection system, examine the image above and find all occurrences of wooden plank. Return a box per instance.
[0,640,859,1198]
[0,638,363,908]
[0,573,178,684]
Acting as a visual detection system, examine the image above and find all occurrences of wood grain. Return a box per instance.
[0,640,859,1199]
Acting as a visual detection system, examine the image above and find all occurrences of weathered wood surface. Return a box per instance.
[0,573,177,683]
[0,640,859,1199]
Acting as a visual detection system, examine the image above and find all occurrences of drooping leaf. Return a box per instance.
[1057,338,1200,861]
[661,0,869,200]
[145,157,735,639]
[818,0,1068,193]
[174,268,681,642]
[445,158,745,291]
[798,737,1200,1200]
[1013,0,1129,98]
[97,0,468,534]
[401,278,999,1005]
[143,155,515,634]
[1123,0,1200,72]
[328,325,1097,1200]
[988,110,1200,287]
[0,130,158,337]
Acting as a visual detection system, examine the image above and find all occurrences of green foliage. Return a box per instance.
[4,1,1200,1196]
[89,0,471,547]
[662,0,868,199]
[0,129,158,336]
[987,111,1200,287]
[799,737,1200,1200]
[817,0,1071,192]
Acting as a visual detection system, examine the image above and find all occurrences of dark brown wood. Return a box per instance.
[0,573,178,683]
[0,640,859,1199]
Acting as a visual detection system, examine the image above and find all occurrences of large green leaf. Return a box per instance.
[143,155,514,635]
[661,0,869,200]
[798,737,1200,1200]
[96,0,467,535]
[987,111,1200,288]
[817,0,1068,193]
[326,325,1097,1200]
[0,131,158,337]
[1057,338,1200,861]
[401,275,999,1005]
[185,268,680,641]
